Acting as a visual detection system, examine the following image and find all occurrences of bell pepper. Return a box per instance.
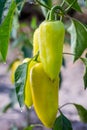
[38,21,65,80]
[30,63,59,128]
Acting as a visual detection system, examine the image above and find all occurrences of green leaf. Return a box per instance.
[81,58,87,89]
[15,62,28,108]
[2,102,12,113]
[83,66,87,89]
[74,104,87,123]
[81,57,87,66]
[23,125,34,130]
[53,113,72,130]
[65,0,82,12]
[0,1,16,61]
[0,0,7,24]
[68,19,87,62]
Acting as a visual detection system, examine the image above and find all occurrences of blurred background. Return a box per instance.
[0,0,87,130]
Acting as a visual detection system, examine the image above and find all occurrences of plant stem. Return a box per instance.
[65,0,77,12]
[35,0,51,10]
[58,108,63,114]
[36,0,66,20]
[46,11,50,20]
[63,52,75,56]
[63,52,83,60]
[27,51,39,65]
[49,5,65,20]
[33,51,39,61]
[61,0,65,7]
[59,103,74,109]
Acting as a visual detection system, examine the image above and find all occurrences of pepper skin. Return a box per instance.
[39,21,65,80]
[33,28,39,56]
[30,63,59,128]
[33,28,40,61]
[23,58,36,108]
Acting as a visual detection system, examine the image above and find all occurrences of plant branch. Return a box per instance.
[35,0,65,19]
[46,11,50,20]
[59,103,74,109]
[61,0,65,7]
[35,0,51,10]
[33,51,39,61]
[58,108,63,114]
[63,52,75,56]
[27,51,39,65]
[63,52,83,60]
[65,0,77,12]
[49,5,65,20]
[35,0,77,20]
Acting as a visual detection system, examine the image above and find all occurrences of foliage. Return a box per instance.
[74,104,87,123]
[0,1,16,61]
[15,62,28,107]
[65,0,82,12]
[53,112,72,130]
[68,19,87,62]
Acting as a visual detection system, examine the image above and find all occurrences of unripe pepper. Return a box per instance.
[33,28,39,56]
[30,63,59,128]
[23,58,36,108]
[39,21,65,80]
[33,28,40,61]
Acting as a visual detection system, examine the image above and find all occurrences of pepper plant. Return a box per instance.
[0,0,87,130]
